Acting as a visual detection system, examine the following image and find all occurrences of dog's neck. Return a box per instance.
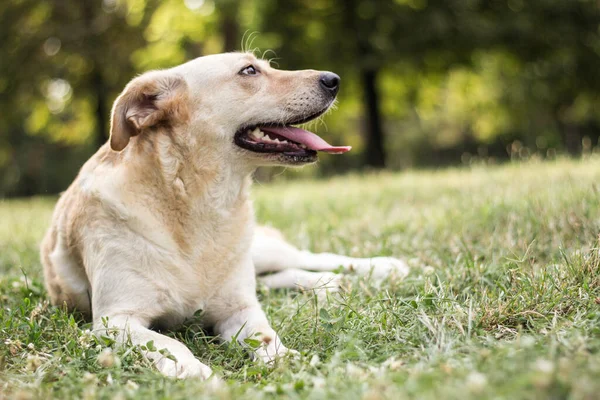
[129,133,255,211]
[91,135,256,255]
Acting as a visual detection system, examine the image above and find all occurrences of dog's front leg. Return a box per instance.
[215,306,293,363]
[94,314,214,379]
[205,257,296,363]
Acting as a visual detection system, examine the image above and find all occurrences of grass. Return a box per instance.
[1,158,600,399]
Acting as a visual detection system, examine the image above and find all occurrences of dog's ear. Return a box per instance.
[109,71,189,152]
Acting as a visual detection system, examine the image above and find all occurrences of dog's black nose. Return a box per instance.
[319,72,340,96]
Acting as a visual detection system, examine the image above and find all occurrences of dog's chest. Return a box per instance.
[142,203,254,318]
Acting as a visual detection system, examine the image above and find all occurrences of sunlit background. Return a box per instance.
[1,0,599,196]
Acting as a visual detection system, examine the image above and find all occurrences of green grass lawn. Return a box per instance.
[1,159,600,399]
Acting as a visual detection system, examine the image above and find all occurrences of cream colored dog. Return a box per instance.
[40,52,408,379]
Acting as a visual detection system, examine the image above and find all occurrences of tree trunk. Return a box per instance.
[362,68,386,168]
[342,0,387,168]
[563,122,581,156]
[222,15,239,52]
[80,0,108,150]
[92,67,108,150]
[555,103,581,156]
[221,2,239,52]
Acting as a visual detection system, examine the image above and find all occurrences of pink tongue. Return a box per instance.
[260,126,351,154]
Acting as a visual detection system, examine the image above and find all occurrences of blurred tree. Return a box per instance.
[257,0,494,168]
[1,0,599,195]
[220,0,241,52]
[0,0,154,194]
[258,0,600,167]
[0,0,219,195]
[441,0,600,156]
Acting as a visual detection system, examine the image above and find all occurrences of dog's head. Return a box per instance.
[109,52,350,167]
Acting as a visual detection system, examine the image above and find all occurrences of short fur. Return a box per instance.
[40,53,408,379]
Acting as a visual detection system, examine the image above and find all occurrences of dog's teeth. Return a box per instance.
[250,128,262,139]
[257,130,265,138]
[281,140,288,144]
[273,138,280,143]
[299,144,307,149]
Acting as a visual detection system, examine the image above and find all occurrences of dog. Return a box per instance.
[40,52,408,379]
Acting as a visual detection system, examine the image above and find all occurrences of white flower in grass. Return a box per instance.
[204,376,225,393]
[382,357,403,371]
[423,266,435,275]
[346,362,368,379]
[97,348,120,368]
[309,354,320,367]
[533,359,555,388]
[83,385,96,400]
[408,258,421,268]
[520,335,536,348]
[125,380,139,392]
[466,371,487,393]
[26,354,42,372]
[534,359,554,374]
[263,385,276,393]
[82,372,98,385]
[312,377,326,389]
[78,329,94,349]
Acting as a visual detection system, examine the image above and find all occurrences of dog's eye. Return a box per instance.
[239,65,259,76]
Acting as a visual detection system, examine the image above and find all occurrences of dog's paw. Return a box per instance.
[253,340,299,365]
[355,257,409,281]
[299,271,342,292]
[155,355,214,380]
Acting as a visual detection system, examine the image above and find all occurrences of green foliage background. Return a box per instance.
[1,0,600,196]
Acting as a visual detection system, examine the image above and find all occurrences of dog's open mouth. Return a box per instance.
[234,125,351,158]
